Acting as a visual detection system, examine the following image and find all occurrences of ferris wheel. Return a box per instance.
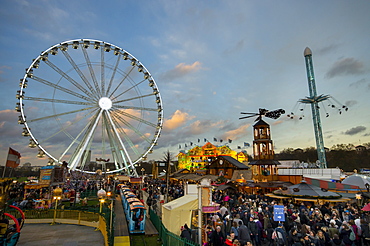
[16,39,163,176]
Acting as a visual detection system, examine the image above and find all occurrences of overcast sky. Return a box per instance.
[0,0,369,167]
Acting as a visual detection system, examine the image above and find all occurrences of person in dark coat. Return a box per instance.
[339,223,353,246]
[316,230,327,246]
[330,234,345,246]
[180,224,192,241]
[209,225,225,246]
[361,219,370,246]
[247,217,260,246]
[288,228,303,246]
[266,223,276,246]
[238,221,252,246]
[275,223,288,246]
[302,234,315,246]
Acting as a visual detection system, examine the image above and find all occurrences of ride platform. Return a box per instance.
[114,194,158,245]
[114,195,130,246]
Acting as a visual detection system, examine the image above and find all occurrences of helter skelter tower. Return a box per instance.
[300,47,328,169]
[240,108,285,181]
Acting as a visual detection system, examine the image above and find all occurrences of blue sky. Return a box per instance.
[0,0,369,167]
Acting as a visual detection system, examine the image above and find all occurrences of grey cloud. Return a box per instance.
[350,78,367,87]
[343,126,366,135]
[219,122,236,132]
[316,44,338,55]
[326,58,365,79]
[345,100,357,107]
[350,78,370,90]
[223,39,245,56]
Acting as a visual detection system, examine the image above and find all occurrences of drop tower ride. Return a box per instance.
[300,47,328,168]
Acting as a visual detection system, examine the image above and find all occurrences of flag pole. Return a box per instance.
[2,158,7,178]
[9,167,14,178]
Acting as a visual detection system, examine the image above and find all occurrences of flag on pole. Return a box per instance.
[6,147,21,168]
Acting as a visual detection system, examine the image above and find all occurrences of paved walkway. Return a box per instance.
[17,223,105,246]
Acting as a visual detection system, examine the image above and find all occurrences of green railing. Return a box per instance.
[149,209,199,246]
[80,189,99,198]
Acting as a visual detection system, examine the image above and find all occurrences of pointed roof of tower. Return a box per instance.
[253,119,269,127]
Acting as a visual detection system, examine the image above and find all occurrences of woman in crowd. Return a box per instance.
[339,223,353,246]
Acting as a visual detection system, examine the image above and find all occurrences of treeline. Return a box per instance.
[275,143,370,172]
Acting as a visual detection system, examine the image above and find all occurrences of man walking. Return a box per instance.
[209,226,225,246]
[238,221,252,246]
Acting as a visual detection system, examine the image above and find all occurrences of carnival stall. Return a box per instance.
[161,195,198,236]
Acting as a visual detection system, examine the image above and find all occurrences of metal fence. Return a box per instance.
[149,209,199,246]
[19,209,100,221]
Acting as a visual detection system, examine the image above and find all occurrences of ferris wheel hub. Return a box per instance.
[99,97,112,110]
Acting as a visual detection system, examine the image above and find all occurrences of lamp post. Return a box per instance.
[197,184,202,245]
[106,191,114,237]
[141,168,145,177]
[97,189,106,214]
[99,198,105,213]
[51,187,62,225]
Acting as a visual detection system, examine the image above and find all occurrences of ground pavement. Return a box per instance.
[16,223,105,246]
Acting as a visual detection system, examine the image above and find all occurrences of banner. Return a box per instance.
[6,148,21,168]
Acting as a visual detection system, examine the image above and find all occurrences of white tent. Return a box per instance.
[161,195,198,235]
[342,174,370,189]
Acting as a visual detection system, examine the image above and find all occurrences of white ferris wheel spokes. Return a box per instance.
[16,39,163,176]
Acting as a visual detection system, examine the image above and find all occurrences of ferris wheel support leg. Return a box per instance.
[69,110,103,170]
[105,111,138,177]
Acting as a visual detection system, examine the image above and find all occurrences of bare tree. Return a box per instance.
[162,150,174,202]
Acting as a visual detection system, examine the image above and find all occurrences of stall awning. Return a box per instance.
[265,193,351,203]
[319,198,351,203]
[295,198,319,202]
[265,193,287,199]
[304,177,360,190]
[216,184,237,191]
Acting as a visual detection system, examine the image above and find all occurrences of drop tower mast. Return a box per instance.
[300,47,328,168]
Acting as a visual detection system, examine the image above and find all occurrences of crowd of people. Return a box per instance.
[131,178,370,246]
[121,177,370,246]
[198,190,370,246]
[4,175,370,246]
